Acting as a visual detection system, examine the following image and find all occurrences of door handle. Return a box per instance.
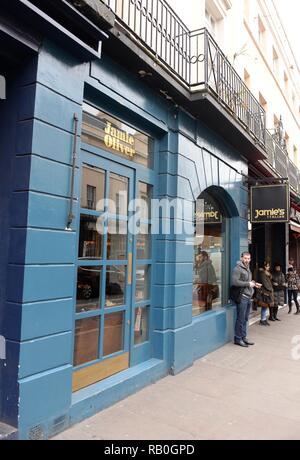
[128,252,133,285]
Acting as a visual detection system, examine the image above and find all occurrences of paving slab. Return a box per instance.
[53,307,300,440]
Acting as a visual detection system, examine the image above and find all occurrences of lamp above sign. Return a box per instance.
[250,184,290,223]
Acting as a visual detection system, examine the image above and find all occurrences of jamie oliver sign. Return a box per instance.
[250,184,289,223]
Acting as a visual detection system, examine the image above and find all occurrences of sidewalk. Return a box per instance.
[53,307,300,441]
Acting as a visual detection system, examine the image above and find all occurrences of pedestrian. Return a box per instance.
[231,252,256,347]
[286,267,300,314]
[288,258,295,270]
[271,263,287,321]
[257,262,274,326]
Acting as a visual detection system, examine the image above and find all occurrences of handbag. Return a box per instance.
[255,287,273,308]
[230,285,243,304]
[209,284,219,300]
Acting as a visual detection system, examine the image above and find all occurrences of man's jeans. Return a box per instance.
[235,296,252,341]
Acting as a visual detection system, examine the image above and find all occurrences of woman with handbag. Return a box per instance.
[257,262,274,326]
[286,267,300,314]
[271,263,287,321]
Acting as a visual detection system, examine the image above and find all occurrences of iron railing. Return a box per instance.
[103,0,266,147]
[265,129,300,194]
[101,0,299,193]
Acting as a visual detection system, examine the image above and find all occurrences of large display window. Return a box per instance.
[193,191,225,317]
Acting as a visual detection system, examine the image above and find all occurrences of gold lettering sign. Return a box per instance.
[254,208,286,219]
[196,210,220,221]
[104,122,136,158]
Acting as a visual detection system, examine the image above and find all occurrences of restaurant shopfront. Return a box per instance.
[1,25,249,440]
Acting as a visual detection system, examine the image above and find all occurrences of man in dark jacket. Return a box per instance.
[232,252,256,347]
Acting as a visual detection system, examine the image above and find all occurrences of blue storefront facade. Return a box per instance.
[0,1,260,440]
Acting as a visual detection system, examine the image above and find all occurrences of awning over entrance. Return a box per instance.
[290,221,300,234]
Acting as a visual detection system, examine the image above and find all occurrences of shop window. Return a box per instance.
[134,306,149,345]
[105,265,126,308]
[76,266,102,313]
[74,317,100,366]
[79,215,103,259]
[193,191,224,317]
[136,265,150,302]
[81,165,105,211]
[103,312,124,357]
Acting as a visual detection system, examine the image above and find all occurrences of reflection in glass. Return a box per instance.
[134,307,149,345]
[81,165,105,211]
[139,183,152,220]
[109,173,128,216]
[136,265,150,301]
[79,215,103,259]
[107,219,127,260]
[105,266,126,308]
[76,266,101,313]
[103,312,124,357]
[137,224,151,259]
[74,317,100,366]
[193,192,223,317]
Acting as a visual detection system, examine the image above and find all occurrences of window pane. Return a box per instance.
[107,219,127,260]
[193,192,223,317]
[134,307,149,345]
[81,165,105,211]
[103,312,124,357]
[139,183,152,220]
[74,317,100,366]
[79,215,103,259]
[137,224,151,259]
[105,266,126,308]
[136,265,150,301]
[76,266,101,313]
[82,105,153,168]
[109,173,128,216]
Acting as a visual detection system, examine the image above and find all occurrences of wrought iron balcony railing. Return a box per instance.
[103,0,266,147]
[265,129,300,194]
[101,0,299,195]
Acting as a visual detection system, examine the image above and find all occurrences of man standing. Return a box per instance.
[232,252,256,347]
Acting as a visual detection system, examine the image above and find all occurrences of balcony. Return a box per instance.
[265,130,300,196]
[100,0,266,160]
[85,0,299,194]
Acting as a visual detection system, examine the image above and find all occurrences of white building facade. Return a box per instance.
[170,0,300,167]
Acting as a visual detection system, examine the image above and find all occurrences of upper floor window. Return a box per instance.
[259,93,267,113]
[293,146,298,165]
[244,69,251,89]
[272,47,279,76]
[193,191,224,317]
[205,9,216,37]
[258,16,266,48]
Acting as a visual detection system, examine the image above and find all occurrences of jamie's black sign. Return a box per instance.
[250,184,289,223]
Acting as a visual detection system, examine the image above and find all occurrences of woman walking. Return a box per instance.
[258,262,274,326]
[286,267,300,314]
[271,263,286,321]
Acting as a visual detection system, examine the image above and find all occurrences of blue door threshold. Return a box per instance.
[70,358,168,428]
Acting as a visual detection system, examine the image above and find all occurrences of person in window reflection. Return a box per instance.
[194,251,219,311]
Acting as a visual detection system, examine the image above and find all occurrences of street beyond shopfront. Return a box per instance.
[54,307,300,441]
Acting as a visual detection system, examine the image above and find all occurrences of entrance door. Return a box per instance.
[72,154,152,392]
